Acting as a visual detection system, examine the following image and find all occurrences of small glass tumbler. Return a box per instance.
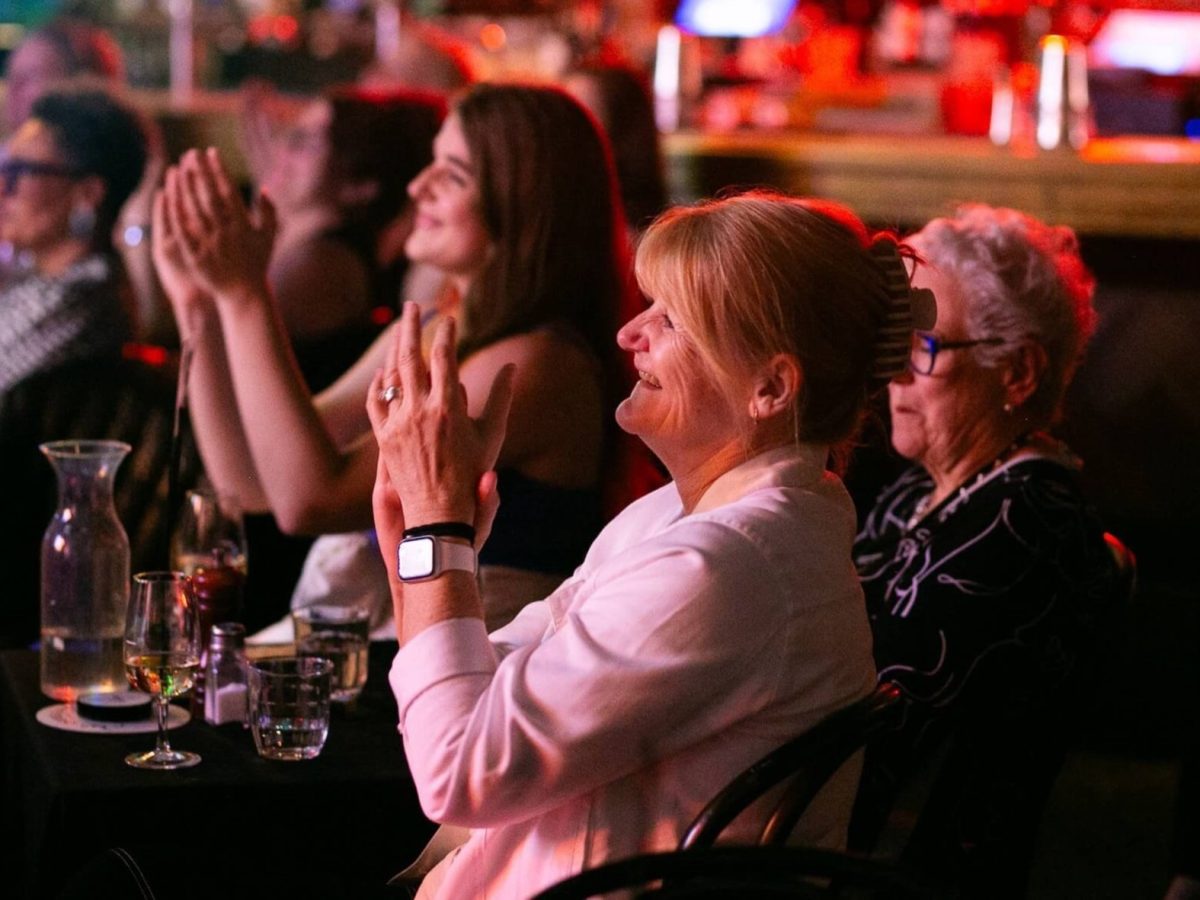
[292,605,370,703]
[247,657,334,761]
[297,632,368,704]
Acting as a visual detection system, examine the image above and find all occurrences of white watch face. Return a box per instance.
[398,536,436,580]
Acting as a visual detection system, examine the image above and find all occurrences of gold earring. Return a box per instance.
[751,408,759,423]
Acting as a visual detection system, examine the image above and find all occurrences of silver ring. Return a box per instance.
[380,385,399,404]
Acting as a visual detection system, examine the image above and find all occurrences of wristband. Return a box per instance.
[402,521,476,543]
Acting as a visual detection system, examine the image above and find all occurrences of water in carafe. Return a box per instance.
[39,440,131,701]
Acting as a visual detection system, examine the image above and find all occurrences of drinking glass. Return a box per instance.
[124,571,202,770]
[172,489,248,649]
[248,657,334,761]
[293,605,370,703]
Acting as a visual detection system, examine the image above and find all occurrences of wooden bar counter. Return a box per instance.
[663,131,1200,238]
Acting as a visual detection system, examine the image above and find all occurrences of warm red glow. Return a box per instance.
[247,15,300,47]
[942,0,1030,15]
[122,343,170,367]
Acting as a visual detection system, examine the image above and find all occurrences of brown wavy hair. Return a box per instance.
[451,83,629,372]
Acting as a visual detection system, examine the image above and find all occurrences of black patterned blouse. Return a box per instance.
[0,253,130,394]
[855,455,1117,745]
[849,454,1119,874]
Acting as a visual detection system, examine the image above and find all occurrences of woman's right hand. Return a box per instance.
[164,147,278,308]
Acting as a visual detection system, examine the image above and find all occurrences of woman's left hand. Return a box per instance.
[367,302,514,547]
[168,147,277,305]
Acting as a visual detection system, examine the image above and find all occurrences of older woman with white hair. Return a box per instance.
[367,190,934,898]
[851,204,1120,897]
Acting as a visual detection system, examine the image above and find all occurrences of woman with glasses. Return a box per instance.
[0,87,146,393]
[850,205,1119,897]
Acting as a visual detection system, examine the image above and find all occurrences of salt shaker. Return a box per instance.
[204,622,248,726]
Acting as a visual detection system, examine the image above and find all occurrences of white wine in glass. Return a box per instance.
[124,571,201,770]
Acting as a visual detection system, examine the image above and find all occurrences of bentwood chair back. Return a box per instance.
[534,686,919,898]
[681,682,905,849]
[532,844,932,900]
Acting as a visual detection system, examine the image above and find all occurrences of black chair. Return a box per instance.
[1103,531,1137,606]
[852,533,1139,898]
[0,354,202,648]
[534,685,916,900]
[532,845,932,900]
[682,682,904,849]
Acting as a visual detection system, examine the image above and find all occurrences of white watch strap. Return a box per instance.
[438,539,477,576]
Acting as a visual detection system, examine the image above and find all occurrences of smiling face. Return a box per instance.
[0,119,80,253]
[615,295,748,476]
[264,99,335,216]
[404,114,492,291]
[887,265,1009,477]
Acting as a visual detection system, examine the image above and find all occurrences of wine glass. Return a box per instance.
[124,571,202,770]
[172,489,248,649]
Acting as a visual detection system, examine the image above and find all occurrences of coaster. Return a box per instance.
[78,691,154,722]
[36,702,191,735]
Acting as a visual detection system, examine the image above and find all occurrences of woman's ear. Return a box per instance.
[749,353,803,422]
[1002,341,1047,409]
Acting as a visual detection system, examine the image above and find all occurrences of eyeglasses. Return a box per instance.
[909,331,1005,376]
[0,158,82,196]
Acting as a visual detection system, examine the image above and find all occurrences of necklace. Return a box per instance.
[903,431,1037,532]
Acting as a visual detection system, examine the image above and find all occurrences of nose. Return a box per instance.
[408,164,431,201]
[890,365,915,386]
[616,308,649,352]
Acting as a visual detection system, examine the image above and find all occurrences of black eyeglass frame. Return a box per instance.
[0,158,84,196]
[909,331,1006,376]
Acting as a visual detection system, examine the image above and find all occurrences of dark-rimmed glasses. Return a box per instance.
[909,331,1005,376]
[0,158,82,196]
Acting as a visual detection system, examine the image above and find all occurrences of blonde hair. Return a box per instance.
[636,191,894,462]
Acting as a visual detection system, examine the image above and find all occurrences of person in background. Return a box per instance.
[563,59,668,237]
[850,204,1119,897]
[0,87,146,394]
[367,191,927,898]
[154,83,631,634]
[239,86,444,389]
[2,16,170,343]
[226,85,444,627]
[563,59,672,504]
[3,17,124,134]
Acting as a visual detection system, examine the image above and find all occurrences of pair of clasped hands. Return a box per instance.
[152,147,514,587]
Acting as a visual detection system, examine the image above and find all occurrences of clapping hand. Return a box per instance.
[159,147,277,307]
[367,303,514,565]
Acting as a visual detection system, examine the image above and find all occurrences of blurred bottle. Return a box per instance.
[990,62,1038,150]
[1036,34,1091,151]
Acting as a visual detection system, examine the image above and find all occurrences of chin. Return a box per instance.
[614,399,639,436]
[889,435,922,464]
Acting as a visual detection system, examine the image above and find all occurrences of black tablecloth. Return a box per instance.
[0,642,436,899]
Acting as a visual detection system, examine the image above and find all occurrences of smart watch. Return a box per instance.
[397,535,477,583]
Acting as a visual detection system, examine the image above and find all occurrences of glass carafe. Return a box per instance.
[40,440,132,701]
